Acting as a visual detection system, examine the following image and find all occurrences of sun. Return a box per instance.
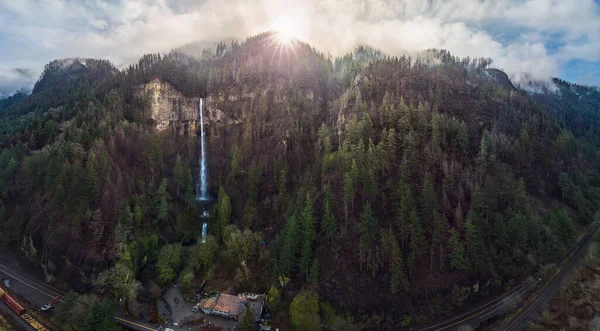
[276,29,294,45]
[271,16,302,45]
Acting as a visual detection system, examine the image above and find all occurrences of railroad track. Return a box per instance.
[418,217,599,331]
[418,278,538,331]
[500,222,599,331]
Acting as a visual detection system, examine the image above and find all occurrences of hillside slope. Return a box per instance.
[0,33,598,328]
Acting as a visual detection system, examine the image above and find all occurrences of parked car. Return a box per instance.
[192,303,202,312]
[2,279,9,288]
[40,304,54,312]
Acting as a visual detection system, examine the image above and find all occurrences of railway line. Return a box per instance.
[417,216,599,331]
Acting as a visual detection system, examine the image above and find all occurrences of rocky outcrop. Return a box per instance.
[139,79,199,134]
[139,79,234,135]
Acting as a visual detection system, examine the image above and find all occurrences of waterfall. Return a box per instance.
[196,98,210,201]
[196,98,210,244]
[201,217,208,243]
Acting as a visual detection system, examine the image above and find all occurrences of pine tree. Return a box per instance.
[247,160,260,202]
[343,160,358,218]
[397,181,414,246]
[465,210,490,272]
[555,208,575,246]
[217,186,232,241]
[173,154,185,194]
[184,168,194,205]
[85,153,99,205]
[430,210,444,271]
[456,121,468,157]
[309,259,319,286]
[359,203,379,272]
[390,232,407,294]
[299,192,315,278]
[322,184,337,238]
[408,208,426,275]
[277,213,300,277]
[455,203,464,232]
[493,213,510,259]
[420,172,437,233]
[508,211,528,255]
[448,228,469,271]
[240,304,256,331]
[155,178,168,223]
[380,90,392,127]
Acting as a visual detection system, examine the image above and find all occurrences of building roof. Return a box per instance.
[237,293,266,321]
[200,297,217,310]
[214,293,243,317]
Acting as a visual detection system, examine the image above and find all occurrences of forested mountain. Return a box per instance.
[0,32,598,329]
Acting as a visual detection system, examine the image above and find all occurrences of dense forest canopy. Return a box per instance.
[0,32,598,329]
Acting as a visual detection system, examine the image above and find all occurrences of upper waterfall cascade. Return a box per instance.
[196,98,210,201]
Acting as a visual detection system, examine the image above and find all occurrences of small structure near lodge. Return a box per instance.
[199,292,266,321]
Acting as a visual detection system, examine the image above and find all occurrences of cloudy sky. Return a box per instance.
[1,0,600,97]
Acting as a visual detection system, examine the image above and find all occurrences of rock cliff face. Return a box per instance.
[140,79,234,135]
[140,79,199,134]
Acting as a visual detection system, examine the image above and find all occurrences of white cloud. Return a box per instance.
[0,67,37,97]
[0,0,599,95]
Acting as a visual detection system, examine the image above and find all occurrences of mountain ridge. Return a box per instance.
[0,32,597,329]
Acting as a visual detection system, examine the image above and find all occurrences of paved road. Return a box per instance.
[500,223,599,330]
[417,220,599,331]
[0,253,160,331]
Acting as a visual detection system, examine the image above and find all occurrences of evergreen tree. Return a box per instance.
[322,184,337,238]
[277,213,300,277]
[448,228,469,271]
[85,153,99,205]
[431,210,444,271]
[299,192,315,278]
[465,210,490,272]
[247,160,260,202]
[396,180,414,246]
[359,203,379,274]
[79,300,117,331]
[549,208,575,247]
[154,178,169,223]
[455,203,464,232]
[309,259,319,286]
[240,306,256,331]
[493,213,510,258]
[408,208,426,275]
[343,161,358,219]
[390,232,407,294]
[173,154,185,194]
[217,186,232,241]
[184,168,194,205]
[508,211,528,255]
[420,172,437,233]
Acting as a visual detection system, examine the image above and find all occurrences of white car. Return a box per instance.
[40,304,53,311]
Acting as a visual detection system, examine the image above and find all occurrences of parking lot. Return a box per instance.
[160,285,238,331]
